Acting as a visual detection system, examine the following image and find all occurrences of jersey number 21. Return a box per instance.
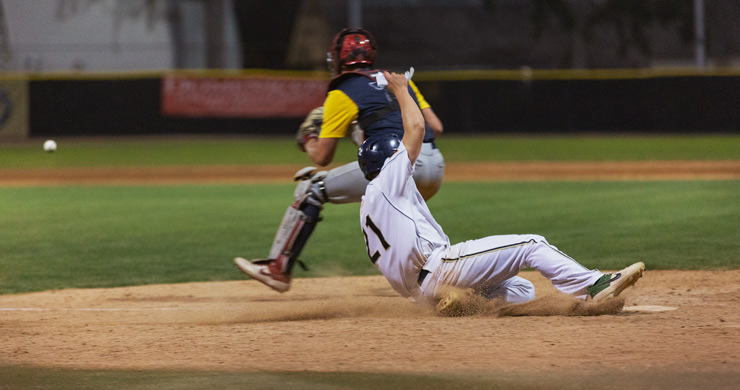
[362,215,390,264]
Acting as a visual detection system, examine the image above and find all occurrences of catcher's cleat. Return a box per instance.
[435,287,475,317]
[234,257,291,293]
[588,262,645,302]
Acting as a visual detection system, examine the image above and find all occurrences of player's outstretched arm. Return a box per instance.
[384,71,425,165]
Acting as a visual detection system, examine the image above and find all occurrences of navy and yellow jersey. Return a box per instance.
[320,72,435,142]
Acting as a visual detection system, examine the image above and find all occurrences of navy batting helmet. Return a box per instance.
[357,134,401,180]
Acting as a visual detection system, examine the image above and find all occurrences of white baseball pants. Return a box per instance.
[421,234,604,302]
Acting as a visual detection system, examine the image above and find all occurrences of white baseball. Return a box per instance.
[43,140,57,152]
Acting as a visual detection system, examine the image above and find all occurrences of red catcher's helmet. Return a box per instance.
[327,28,377,75]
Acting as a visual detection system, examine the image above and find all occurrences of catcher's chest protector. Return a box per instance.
[328,70,402,134]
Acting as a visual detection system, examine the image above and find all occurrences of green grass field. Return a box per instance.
[2,134,740,168]
[2,181,738,295]
[1,135,739,295]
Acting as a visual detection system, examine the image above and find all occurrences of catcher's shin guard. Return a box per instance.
[267,168,327,275]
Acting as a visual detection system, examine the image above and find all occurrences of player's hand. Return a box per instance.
[383,71,409,96]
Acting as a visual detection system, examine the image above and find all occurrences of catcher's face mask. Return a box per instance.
[328,28,377,76]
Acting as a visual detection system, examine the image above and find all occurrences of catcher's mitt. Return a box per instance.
[296,107,323,151]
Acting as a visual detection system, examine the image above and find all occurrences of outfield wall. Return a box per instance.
[11,68,740,137]
[417,69,740,133]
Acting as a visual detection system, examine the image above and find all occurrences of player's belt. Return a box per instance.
[423,140,437,149]
[417,269,430,286]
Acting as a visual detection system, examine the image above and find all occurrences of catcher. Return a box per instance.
[358,71,646,316]
[235,28,445,292]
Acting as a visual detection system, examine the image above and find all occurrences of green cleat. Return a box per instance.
[588,262,645,302]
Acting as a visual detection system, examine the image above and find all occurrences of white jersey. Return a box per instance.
[359,143,449,300]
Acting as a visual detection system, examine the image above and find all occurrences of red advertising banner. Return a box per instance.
[161,74,328,118]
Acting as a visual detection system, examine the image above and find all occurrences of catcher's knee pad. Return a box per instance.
[293,166,329,204]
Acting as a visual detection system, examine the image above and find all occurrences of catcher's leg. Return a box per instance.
[320,161,368,204]
[236,163,370,292]
[235,168,327,292]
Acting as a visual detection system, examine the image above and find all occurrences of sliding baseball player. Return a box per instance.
[357,70,645,315]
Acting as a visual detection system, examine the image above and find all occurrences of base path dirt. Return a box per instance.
[1,271,740,387]
[2,160,740,186]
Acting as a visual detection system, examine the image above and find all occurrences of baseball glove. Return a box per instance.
[296,106,323,151]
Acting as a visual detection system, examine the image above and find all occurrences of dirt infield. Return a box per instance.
[2,272,740,387]
[2,162,740,388]
[2,160,740,186]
